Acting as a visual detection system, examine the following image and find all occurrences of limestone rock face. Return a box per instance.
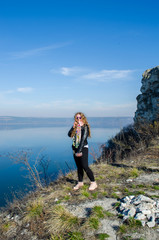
[134,66,159,123]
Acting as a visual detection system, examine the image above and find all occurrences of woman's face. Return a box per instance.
[76,114,83,125]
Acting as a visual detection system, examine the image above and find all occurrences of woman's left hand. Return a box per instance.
[75,152,82,157]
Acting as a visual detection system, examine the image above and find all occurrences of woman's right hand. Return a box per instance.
[73,121,77,128]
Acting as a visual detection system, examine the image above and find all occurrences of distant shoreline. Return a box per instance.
[0,116,133,130]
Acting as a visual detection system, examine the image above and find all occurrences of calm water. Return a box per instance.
[0,126,119,207]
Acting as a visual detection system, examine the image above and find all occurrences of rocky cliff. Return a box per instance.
[134,66,159,123]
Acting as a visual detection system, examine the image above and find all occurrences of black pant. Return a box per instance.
[73,148,95,182]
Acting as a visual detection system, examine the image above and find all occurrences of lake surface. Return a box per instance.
[0,126,120,207]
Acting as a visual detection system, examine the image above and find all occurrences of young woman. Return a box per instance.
[68,112,97,191]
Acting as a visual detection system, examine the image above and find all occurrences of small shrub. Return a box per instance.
[129,168,140,178]
[25,198,44,221]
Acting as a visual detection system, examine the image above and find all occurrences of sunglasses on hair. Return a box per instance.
[76,116,81,119]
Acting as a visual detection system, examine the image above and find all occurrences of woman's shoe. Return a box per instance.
[73,182,84,190]
[89,181,97,191]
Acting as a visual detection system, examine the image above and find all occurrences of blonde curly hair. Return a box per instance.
[70,112,91,137]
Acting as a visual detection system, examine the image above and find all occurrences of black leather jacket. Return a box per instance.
[68,124,89,153]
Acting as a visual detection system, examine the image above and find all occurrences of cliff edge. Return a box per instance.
[134,66,159,123]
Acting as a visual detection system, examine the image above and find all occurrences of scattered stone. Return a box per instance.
[135,213,146,220]
[142,209,152,215]
[147,221,155,228]
[141,220,146,227]
[122,196,131,204]
[131,195,155,205]
[126,179,133,183]
[118,195,159,227]
[6,214,11,219]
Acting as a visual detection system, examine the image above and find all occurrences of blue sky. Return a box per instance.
[0,0,159,117]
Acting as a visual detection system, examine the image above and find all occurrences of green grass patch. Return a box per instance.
[104,211,115,217]
[81,190,90,198]
[151,195,159,199]
[50,234,64,240]
[153,185,159,190]
[114,202,120,208]
[25,199,44,221]
[63,195,70,201]
[101,191,108,197]
[1,222,12,232]
[67,231,84,240]
[135,190,145,195]
[124,188,129,192]
[137,184,145,188]
[89,217,99,229]
[92,206,105,219]
[91,192,98,199]
[48,205,80,234]
[81,185,88,190]
[127,217,142,228]
[119,217,142,235]
[131,184,136,189]
[119,224,127,233]
[97,233,110,239]
[129,168,140,178]
[111,192,120,198]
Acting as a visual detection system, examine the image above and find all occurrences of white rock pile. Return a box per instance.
[118,195,159,227]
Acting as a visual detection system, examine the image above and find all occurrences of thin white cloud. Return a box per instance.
[53,66,137,82]
[51,66,87,76]
[10,41,72,59]
[17,87,33,93]
[83,69,135,82]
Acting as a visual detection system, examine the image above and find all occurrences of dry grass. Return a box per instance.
[101,121,159,164]
[46,205,80,234]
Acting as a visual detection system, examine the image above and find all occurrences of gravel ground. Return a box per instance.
[134,173,159,184]
[64,198,118,218]
[64,198,121,240]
